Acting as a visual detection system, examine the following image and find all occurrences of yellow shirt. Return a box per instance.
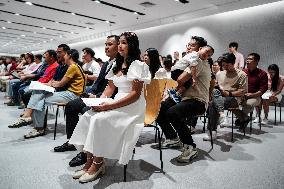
[64,63,85,96]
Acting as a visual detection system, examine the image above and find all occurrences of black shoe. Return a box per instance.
[54,142,77,152]
[239,118,250,130]
[69,152,87,167]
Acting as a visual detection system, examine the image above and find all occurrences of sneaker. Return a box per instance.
[253,117,260,123]
[8,117,32,128]
[219,116,229,128]
[176,144,198,163]
[161,138,181,149]
[203,131,217,141]
[168,89,181,104]
[261,118,268,125]
[24,129,45,139]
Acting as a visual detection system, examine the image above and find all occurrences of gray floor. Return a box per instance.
[1,92,284,189]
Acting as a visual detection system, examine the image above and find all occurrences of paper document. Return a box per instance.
[81,98,113,106]
[29,81,55,93]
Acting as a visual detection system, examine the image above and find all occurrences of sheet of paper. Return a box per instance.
[29,81,55,93]
[81,98,113,106]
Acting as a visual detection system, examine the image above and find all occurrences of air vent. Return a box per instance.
[139,1,156,8]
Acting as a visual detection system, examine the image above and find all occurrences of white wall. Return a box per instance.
[70,1,284,72]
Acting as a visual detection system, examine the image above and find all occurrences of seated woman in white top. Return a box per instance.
[260,64,284,124]
[69,32,151,183]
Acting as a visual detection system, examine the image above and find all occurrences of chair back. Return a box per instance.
[144,79,167,125]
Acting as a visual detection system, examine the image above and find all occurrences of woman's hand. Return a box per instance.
[91,102,112,112]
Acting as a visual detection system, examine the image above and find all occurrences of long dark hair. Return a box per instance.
[66,49,79,63]
[113,32,141,75]
[145,48,161,79]
[268,64,280,92]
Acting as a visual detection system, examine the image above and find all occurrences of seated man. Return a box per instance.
[23,49,85,139]
[156,45,214,163]
[53,35,119,168]
[234,53,268,128]
[203,53,247,141]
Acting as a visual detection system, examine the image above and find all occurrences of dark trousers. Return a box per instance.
[21,90,32,107]
[65,98,90,139]
[171,69,192,89]
[156,98,206,148]
[11,81,23,104]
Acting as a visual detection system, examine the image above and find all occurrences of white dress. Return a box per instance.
[69,60,151,165]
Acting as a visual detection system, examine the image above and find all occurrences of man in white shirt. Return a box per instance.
[82,48,101,86]
[229,42,245,69]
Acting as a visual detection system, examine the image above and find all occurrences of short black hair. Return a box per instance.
[58,44,70,52]
[248,52,260,62]
[229,42,238,50]
[222,53,236,64]
[204,45,215,54]
[45,50,57,61]
[82,47,95,58]
[192,36,207,47]
[34,54,42,61]
[107,35,119,43]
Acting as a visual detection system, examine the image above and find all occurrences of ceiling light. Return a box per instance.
[25,1,33,5]
[43,41,47,43]
[33,31,37,34]
[86,27,89,29]
[2,27,6,29]
[7,21,12,24]
[70,31,74,34]
[42,27,46,29]
[55,21,59,24]
[71,12,76,16]
[21,34,26,37]
[59,35,63,38]
[95,0,101,3]
[105,20,110,23]
[15,13,20,16]
[50,39,54,41]
[133,12,138,15]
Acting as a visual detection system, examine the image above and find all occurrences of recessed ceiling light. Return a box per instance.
[86,27,89,29]
[33,31,37,34]
[42,27,46,29]
[50,39,54,41]
[70,31,74,34]
[43,41,47,43]
[105,20,110,23]
[95,0,101,3]
[55,21,59,24]
[133,12,138,15]
[2,27,6,29]
[59,35,63,38]
[15,13,20,16]
[21,34,26,37]
[25,1,33,5]
[71,12,76,16]
[7,21,12,24]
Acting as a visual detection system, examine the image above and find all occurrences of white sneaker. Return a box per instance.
[220,117,229,128]
[161,138,181,149]
[203,131,217,141]
[176,144,198,163]
[261,118,268,125]
[253,117,260,123]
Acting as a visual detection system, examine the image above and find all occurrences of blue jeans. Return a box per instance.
[28,90,78,128]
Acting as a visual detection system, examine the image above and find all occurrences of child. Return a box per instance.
[169,45,214,103]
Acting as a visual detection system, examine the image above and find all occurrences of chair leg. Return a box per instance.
[280,106,282,123]
[250,112,253,135]
[44,107,49,129]
[258,106,262,130]
[124,164,127,182]
[231,112,234,142]
[157,128,163,172]
[275,103,277,125]
[54,105,59,140]
[208,116,213,149]
[203,114,206,133]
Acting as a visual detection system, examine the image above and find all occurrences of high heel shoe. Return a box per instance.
[79,160,105,183]
[73,156,93,179]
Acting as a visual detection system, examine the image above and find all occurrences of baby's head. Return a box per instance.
[198,45,214,61]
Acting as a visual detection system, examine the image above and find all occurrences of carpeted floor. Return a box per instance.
[1,92,284,189]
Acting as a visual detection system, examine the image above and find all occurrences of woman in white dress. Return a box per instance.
[69,32,151,183]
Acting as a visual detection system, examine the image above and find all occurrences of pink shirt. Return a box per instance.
[234,52,245,69]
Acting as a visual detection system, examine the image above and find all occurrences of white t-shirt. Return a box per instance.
[171,51,199,71]
[82,60,101,77]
